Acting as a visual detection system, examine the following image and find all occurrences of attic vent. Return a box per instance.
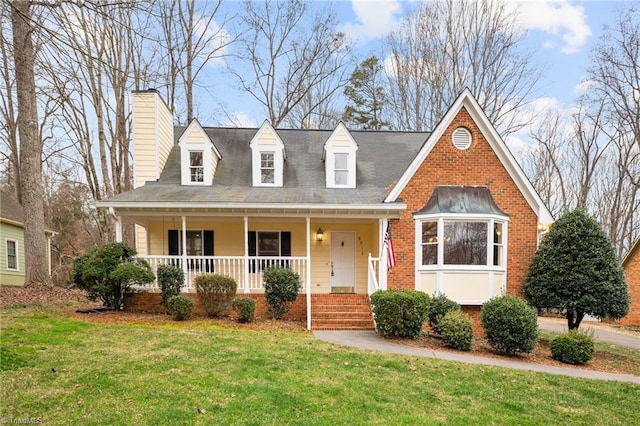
[452,127,472,150]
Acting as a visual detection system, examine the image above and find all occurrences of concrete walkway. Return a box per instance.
[313,323,640,384]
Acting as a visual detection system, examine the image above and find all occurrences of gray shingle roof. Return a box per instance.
[0,191,24,224]
[104,126,429,206]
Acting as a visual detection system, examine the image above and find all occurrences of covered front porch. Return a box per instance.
[108,205,402,329]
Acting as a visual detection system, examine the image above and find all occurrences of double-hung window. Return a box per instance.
[334,153,349,186]
[189,151,204,183]
[6,240,17,270]
[260,152,275,184]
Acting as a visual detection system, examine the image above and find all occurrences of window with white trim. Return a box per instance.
[260,152,275,184]
[6,239,17,270]
[419,218,506,267]
[334,153,349,186]
[189,151,204,183]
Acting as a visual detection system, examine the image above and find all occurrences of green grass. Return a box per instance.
[1,306,639,425]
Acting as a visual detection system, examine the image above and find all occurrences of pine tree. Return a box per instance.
[342,56,389,130]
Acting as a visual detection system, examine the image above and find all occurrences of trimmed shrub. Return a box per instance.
[167,295,194,321]
[428,293,461,335]
[263,267,302,319]
[439,310,473,351]
[157,264,184,309]
[370,290,430,338]
[195,274,238,317]
[232,297,256,323]
[481,295,539,355]
[550,329,595,365]
[72,243,155,309]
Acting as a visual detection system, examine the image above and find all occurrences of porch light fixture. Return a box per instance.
[316,228,324,242]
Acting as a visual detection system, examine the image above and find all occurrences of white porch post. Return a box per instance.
[306,217,311,330]
[243,216,250,294]
[380,218,388,290]
[181,216,187,292]
[46,234,52,276]
[115,216,123,243]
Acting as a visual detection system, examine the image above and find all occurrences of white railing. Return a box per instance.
[367,254,380,295]
[139,255,307,293]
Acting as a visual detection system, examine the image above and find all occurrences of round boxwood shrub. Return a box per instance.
[428,293,461,335]
[195,274,238,317]
[439,310,473,351]
[370,290,430,338]
[263,267,302,319]
[481,295,539,355]
[550,329,595,365]
[167,295,194,321]
[232,297,256,323]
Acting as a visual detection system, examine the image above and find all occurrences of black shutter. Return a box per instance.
[168,230,180,268]
[204,230,214,272]
[168,230,179,255]
[248,231,256,273]
[281,231,291,268]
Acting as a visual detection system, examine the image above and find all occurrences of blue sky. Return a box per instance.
[204,0,627,137]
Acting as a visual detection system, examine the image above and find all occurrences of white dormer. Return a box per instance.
[250,120,286,187]
[323,122,358,188]
[179,119,222,186]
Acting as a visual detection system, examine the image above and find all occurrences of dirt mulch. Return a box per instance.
[0,284,94,308]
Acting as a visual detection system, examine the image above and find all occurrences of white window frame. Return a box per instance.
[188,151,204,183]
[180,144,212,186]
[414,214,508,271]
[325,148,357,188]
[6,239,18,271]
[260,151,276,185]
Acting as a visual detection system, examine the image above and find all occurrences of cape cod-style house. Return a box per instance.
[96,89,553,330]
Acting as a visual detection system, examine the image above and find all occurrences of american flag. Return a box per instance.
[384,223,396,270]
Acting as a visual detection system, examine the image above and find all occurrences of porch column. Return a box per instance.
[181,216,187,292]
[306,217,311,330]
[115,216,123,243]
[243,216,249,294]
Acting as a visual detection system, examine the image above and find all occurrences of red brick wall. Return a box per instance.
[125,292,307,321]
[387,107,539,298]
[621,246,640,325]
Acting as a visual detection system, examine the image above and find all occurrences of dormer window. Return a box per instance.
[178,119,221,186]
[260,152,275,184]
[189,151,204,183]
[324,123,358,189]
[250,121,286,187]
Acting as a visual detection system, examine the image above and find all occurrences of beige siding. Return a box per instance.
[132,91,173,188]
[418,272,437,294]
[253,131,279,146]
[183,127,207,144]
[0,222,25,286]
[441,272,489,301]
[327,130,354,147]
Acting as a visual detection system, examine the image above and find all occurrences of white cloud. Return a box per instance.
[340,0,403,44]
[193,16,232,67]
[221,112,256,128]
[517,1,591,54]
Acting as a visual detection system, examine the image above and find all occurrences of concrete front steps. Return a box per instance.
[311,294,375,330]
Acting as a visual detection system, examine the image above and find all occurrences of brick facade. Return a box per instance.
[387,107,539,298]
[621,241,640,325]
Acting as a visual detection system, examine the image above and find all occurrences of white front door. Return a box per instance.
[330,231,356,292]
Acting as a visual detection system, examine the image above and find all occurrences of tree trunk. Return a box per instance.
[567,309,584,330]
[11,0,49,286]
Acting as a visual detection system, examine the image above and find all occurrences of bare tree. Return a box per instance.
[9,0,49,285]
[232,0,352,128]
[385,0,540,135]
[158,0,234,123]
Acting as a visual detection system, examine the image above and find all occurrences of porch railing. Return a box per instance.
[139,255,307,293]
[367,254,381,295]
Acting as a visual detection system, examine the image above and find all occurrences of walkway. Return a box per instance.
[313,322,639,384]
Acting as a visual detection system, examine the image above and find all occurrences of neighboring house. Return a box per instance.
[97,89,553,329]
[0,191,56,286]
[621,238,640,325]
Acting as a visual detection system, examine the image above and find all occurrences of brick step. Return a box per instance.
[312,321,374,330]
[312,305,373,313]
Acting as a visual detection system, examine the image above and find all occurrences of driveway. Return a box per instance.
[537,317,639,349]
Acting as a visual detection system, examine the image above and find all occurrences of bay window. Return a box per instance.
[419,218,507,268]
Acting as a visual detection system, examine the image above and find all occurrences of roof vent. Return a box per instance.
[452,127,472,150]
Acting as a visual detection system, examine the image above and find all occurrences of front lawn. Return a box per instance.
[1,306,639,425]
